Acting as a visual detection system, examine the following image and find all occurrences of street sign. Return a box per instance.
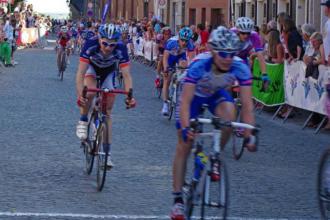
[159,0,166,9]
[88,2,93,9]
[87,9,93,17]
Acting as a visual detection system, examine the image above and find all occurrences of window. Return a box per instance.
[263,3,267,18]
[182,2,185,25]
[123,0,126,19]
[189,8,196,25]
[202,8,206,25]
[251,4,255,19]
[211,8,223,27]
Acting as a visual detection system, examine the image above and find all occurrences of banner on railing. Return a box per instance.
[284,61,330,115]
[143,40,153,61]
[252,59,285,106]
[20,28,38,44]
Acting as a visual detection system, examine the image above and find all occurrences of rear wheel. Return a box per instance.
[200,157,228,220]
[318,149,330,219]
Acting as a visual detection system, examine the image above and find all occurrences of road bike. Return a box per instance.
[167,66,187,121]
[318,147,330,219]
[184,117,259,220]
[80,82,132,191]
[57,46,67,81]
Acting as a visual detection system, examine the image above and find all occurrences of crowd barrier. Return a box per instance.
[252,59,330,133]
[131,36,158,68]
[19,27,48,48]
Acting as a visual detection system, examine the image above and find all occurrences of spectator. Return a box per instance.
[196,23,209,53]
[190,25,198,43]
[283,17,304,63]
[302,23,316,64]
[321,0,330,63]
[266,29,284,64]
[325,80,330,130]
[304,32,325,79]
[1,18,12,66]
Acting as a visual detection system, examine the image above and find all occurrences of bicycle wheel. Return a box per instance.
[232,128,244,160]
[84,112,97,175]
[168,99,174,121]
[200,156,228,220]
[96,122,108,191]
[318,149,330,219]
[60,52,66,81]
[184,181,197,220]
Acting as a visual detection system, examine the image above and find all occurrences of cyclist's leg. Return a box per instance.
[210,89,236,149]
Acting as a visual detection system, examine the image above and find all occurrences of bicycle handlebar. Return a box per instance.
[190,117,260,132]
[82,86,129,97]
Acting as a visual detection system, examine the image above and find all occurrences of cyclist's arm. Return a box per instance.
[256,51,267,73]
[75,60,89,97]
[180,83,195,129]
[120,64,133,91]
[239,86,255,137]
[163,50,170,72]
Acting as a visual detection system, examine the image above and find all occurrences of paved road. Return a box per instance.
[0,45,328,219]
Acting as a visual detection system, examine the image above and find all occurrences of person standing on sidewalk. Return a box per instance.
[321,0,330,63]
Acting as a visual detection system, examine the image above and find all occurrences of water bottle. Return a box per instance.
[193,151,208,181]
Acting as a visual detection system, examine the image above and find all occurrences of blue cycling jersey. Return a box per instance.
[81,30,96,40]
[183,52,252,98]
[165,36,195,67]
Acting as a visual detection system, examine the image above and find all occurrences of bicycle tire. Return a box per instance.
[168,99,174,121]
[60,51,66,81]
[232,129,244,160]
[96,123,108,191]
[184,181,197,220]
[84,112,97,175]
[318,149,330,219]
[200,156,228,220]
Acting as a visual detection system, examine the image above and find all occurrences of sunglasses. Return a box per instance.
[217,51,236,58]
[180,39,189,43]
[101,41,117,48]
[239,32,251,36]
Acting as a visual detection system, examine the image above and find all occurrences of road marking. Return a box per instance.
[0,212,313,220]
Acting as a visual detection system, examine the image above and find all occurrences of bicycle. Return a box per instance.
[80,83,132,191]
[167,66,188,121]
[57,46,67,81]
[318,147,330,219]
[184,117,259,220]
[154,76,163,99]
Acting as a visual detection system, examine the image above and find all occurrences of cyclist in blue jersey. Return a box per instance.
[75,24,136,169]
[170,26,257,220]
[161,27,195,116]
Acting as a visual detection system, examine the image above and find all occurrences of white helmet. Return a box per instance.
[61,26,68,33]
[236,17,254,33]
[208,26,242,52]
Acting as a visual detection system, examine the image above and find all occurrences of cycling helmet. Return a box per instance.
[208,26,242,52]
[236,17,254,33]
[179,27,193,40]
[61,26,68,33]
[161,26,171,34]
[98,23,121,40]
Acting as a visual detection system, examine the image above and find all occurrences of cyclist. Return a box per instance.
[155,26,172,88]
[170,26,257,220]
[232,17,270,88]
[75,24,136,169]
[56,26,71,69]
[161,27,195,116]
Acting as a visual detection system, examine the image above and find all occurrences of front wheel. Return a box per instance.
[232,128,244,160]
[318,149,330,219]
[200,157,228,219]
[96,123,108,191]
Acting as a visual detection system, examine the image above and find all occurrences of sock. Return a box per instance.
[80,115,88,122]
[172,192,183,204]
[103,143,111,154]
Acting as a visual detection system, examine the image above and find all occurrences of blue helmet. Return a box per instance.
[98,23,121,40]
[179,27,193,41]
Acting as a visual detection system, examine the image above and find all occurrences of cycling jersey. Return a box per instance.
[57,32,71,47]
[175,52,252,129]
[165,36,195,68]
[71,27,78,38]
[79,36,130,88]
[81,29,96,40]
[231,28,263,64]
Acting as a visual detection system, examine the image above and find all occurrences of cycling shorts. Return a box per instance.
[175,88,234,129]
[85,65,116,89]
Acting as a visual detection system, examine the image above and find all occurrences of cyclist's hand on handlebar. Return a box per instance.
[77,96,88,107]
[181,127,195,143]
[125,97,136,109]
[244,135,257,152]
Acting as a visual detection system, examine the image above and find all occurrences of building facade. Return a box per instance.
[232,0,323,31]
